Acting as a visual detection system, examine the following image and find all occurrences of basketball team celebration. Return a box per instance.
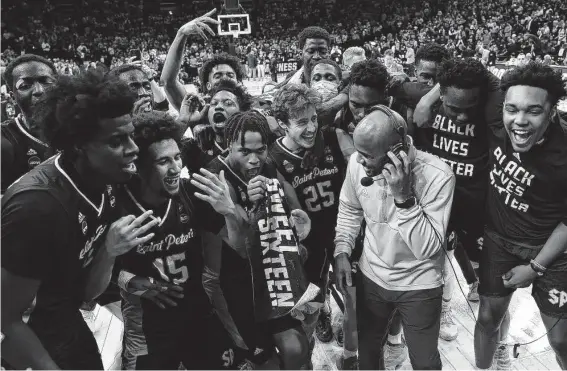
[1,0,567,369]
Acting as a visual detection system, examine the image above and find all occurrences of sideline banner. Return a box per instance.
[276,61,298,73]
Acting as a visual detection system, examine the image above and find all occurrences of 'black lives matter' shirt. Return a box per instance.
[1,154,120,345]
[486,117,567,244]
[115,180,224,336]
[390,75,502,227]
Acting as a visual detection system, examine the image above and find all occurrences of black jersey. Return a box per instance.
[181,137,228,175]
[269,127,347,285]
[1,154,119,362]
[486,117,567,245]
[205,155,278,350]
[1,115,53,192]
[116,180,224,340]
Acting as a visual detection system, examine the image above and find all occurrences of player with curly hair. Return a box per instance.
[1,71,159,369]
[180,78,253,175]
[475,62,567,370]
[160,10,240,111]
[1,54,57,192]
[113,110,245,369]
[205,110,311,370]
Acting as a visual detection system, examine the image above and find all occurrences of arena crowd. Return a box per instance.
[1,1,567,371]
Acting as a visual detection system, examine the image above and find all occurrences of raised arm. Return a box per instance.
[161,10,219,111]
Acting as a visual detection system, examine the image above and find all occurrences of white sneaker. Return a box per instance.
[439,301,458,341]
[468,281,480,302]
[493,345,512,370]
[384,341,407,370]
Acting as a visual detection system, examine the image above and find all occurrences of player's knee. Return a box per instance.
[548,330,567,355]
[476,306,501,333]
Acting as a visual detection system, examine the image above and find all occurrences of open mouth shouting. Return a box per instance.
[122,158,138,175]
[164,175,180,190]
[212,112,227,129]
[245,167,260,179]
[508,127,537,150]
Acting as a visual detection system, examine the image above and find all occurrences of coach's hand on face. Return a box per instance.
[132,96,153,114]
[502,264,538,289]
[247,175,269,203]
[382,151,412,203]
[128,276,184,309]
[335,253,352,296]
[104,210,159,257]
[178,9,220,41]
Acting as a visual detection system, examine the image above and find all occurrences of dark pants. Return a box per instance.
[356,271,443,370]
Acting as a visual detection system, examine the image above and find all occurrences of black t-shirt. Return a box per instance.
[1,154,120,339]
[115,180,224,334]
[486,116,567,244]
[391,76,502,216]
[1,115,54,192]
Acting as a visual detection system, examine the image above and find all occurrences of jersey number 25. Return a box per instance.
[303,180,335,212]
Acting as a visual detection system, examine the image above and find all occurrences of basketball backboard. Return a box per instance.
[217,14,251,37]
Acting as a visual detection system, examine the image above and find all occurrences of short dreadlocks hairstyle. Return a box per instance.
[309,59,342,81]
[3,54,57,90]
[104,64,145,81]
[437,58,490,94]
[209,78,253,111]
[415,43,451,66]
[132,111,182,165]
[35,71,137,155]
[224,111,272,148]
[501,62,567,107]
[298,26,331,49]
[272,83,321,124]
[349,59,390,93]
[199,53,244,87]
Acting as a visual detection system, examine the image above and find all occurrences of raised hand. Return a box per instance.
[104,210,160,257]
[179,92,208,125]
[191,169,236,216]
[178,9,220,41]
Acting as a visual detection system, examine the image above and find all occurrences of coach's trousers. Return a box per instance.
[356,271,443,370]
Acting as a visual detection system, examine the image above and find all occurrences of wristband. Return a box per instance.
[530,259,546,276]
[117,270,136,291]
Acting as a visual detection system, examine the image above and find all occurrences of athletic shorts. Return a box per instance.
[446,227,483,262]
[478,230,567,318]
[125,312,237,370]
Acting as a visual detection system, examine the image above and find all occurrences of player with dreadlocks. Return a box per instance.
[205,111,312,370]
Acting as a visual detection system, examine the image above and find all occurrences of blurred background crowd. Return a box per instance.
[1,0,566,96]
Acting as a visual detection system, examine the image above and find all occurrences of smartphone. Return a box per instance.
[385,143,407,166]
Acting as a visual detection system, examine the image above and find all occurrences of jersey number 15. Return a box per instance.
[153,252,189,284]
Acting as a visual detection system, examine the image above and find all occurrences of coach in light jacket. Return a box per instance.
[334,105,456,370]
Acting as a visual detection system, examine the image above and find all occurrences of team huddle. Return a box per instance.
[1,10,567,371]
